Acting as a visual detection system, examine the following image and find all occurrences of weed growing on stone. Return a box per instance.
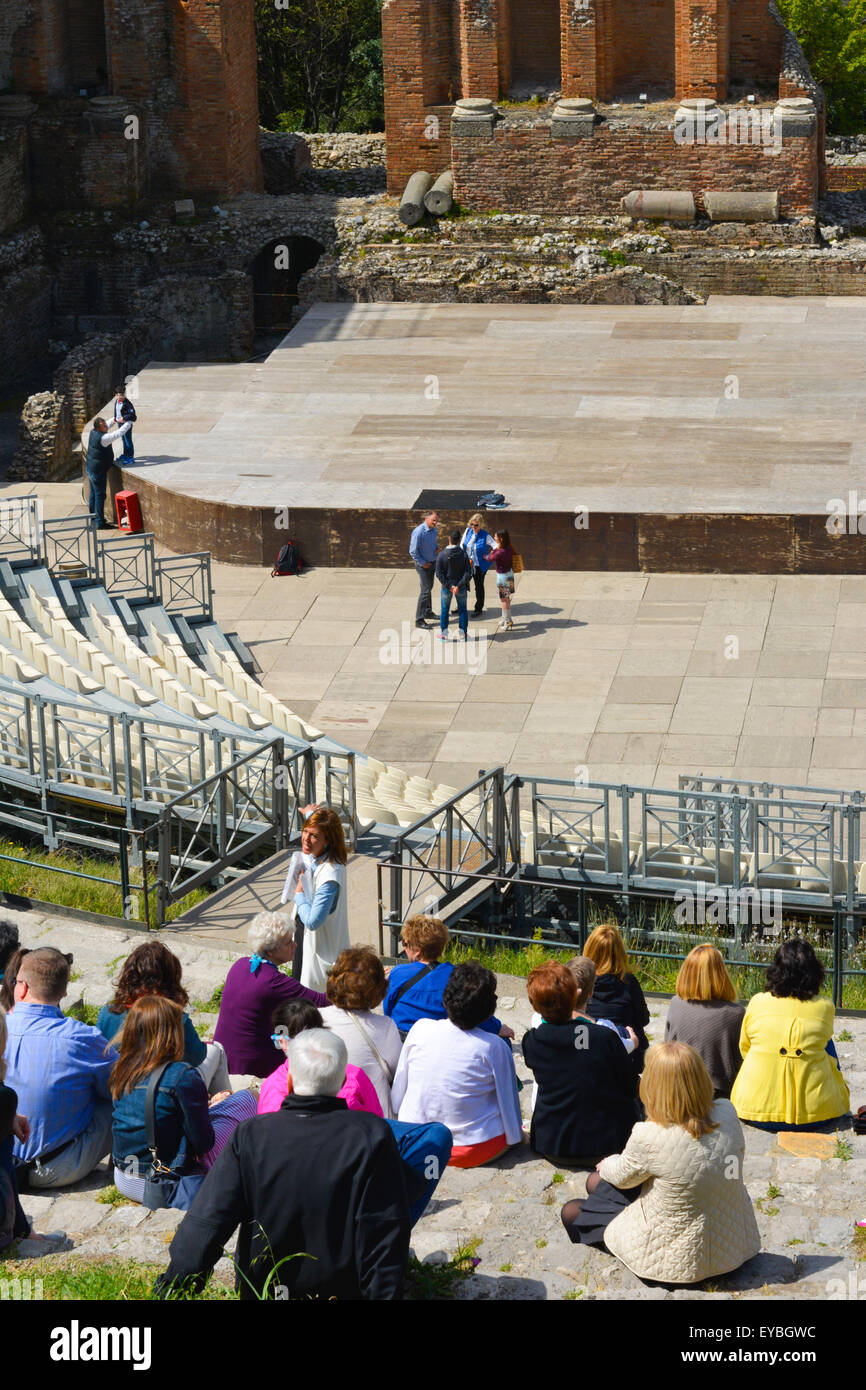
[767,1183,782,1200]
[406,1236,482,1300]
[95,1186,133,1208]
[838,1029,853,1042]
[193,984,224,1014]
[835,1138,854,1161]
[499,1262,512,1272]
[551,1173,564,1185]
[64,1001,99,1026]
[536,1238,547,1249]
[853,1227,866,1260]
[0,1258,236,1301]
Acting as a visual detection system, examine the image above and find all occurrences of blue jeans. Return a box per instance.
[121,428,135,461]
[87,466,109,525]
[440,585,467,635]
[385,1119,452,1224]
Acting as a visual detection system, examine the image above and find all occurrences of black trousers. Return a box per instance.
[471,566,486,612]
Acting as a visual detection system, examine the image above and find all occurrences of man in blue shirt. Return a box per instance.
[409,510,439,628]
[4,948,116,1188]
[460,512,493,616]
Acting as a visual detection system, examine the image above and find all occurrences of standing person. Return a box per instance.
[485,529,515,632]
[435,528,472,641]
[280,806,350,991]
[460,513,493,616]
[84,416,132,529]
[113,387,137,464]
[409,510,439,629]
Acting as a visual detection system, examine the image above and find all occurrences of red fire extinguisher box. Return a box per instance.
[115,490,143,533]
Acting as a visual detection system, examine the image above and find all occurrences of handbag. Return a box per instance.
[512,552,524,574]
[346,1011,395,1086]
[141,1064,184,1211]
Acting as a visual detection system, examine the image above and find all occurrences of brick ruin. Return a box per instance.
[382,0,827,216]
[0,0,263,217]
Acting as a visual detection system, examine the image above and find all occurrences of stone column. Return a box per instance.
[675,0,729,100]
[459,0,500,99]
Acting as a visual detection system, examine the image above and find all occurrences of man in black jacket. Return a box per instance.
[154,1030,411,1301]
[434,528,472,640]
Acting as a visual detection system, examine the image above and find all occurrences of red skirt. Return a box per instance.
[448,1133,508,1169]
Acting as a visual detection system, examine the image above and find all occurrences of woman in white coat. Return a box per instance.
[561,1041,760,1285]
[280,807,350,992]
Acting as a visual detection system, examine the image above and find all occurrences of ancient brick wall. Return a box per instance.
[384,0,454,193]
[825,166,866,193]
[611,0,674,92]
[129,271,254,363]
[0,229,52,394]
[631,251,866,296]
[729,0,782,89]
[508,0,560,85]
[452,121,818,215]
[0,126,29,233]
[53,334,127,433]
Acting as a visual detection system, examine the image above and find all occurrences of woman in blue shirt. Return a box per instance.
[110,996,256,1209]
[98,941,230,1094]
[384,915,514,1043]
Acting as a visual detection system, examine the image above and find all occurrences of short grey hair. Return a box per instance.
[247,910,294,959]
[287,1028,347,1097]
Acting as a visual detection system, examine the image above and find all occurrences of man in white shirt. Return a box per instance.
[84,417,132,529]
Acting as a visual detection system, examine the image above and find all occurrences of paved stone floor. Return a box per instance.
[3,481,866,793]
[118,299,866,514]
[3,909,865,1301]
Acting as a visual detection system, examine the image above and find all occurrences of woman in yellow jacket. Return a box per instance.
[731,938,850,1132]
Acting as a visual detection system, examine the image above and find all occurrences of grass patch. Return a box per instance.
[767,1183,782,1200]
[563,1286,584,1300]
[0,1257,237,1301]
[193,984,224,1014]
[551,1173,564,1185]
[95,1186,133,1208]
[838,1029,853,1042]
[853,1226,866,1260]
[406,1236,482,1300]
[599,247,628,268]
[535,1237,547,1249]
[0,837,208,923]
[64,1001,100,1027]
[499,1262,512,1272]
[835,1137,854,1161]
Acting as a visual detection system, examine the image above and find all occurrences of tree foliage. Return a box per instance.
[255,0,384,133]
[777,0,866,133]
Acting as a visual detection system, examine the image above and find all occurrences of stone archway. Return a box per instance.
[248,236,325,331]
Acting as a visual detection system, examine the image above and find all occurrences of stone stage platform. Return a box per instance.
[115,298,866,572]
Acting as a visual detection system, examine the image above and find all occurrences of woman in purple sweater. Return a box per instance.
[213,911,329,1077]
[485,529,515,632]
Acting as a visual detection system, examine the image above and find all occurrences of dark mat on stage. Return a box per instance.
[412,489,510,510]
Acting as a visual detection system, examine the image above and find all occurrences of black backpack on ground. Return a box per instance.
[272,540,302,577]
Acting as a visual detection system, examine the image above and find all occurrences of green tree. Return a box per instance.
[777,0,866,133]
[255,0,383,132]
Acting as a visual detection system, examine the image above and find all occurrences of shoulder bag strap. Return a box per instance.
[145,1063,174,1173]
[389,963,435,1010]
[346,1010,395,1086]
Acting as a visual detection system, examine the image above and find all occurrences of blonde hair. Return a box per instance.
[0,1009,6,1084]
[583,924,629,980]
[675,944,737,1003]
[469,513,484,526]
[401,915,449,961]
[639,1042,717,1139]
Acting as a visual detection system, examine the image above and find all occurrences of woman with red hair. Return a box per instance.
[280,805,350,991]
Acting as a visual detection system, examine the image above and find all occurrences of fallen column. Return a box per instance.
[399,171,434,226]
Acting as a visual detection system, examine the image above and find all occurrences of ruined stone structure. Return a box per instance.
[382,0,826,217]
[0,0,263,212]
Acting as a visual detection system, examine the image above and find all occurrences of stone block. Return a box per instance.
[774,97,818,138]
[174,199,195,222]
[551,98,596,139]
[621,190,697,222]
[450,98,497,139]
[704,190,780,222]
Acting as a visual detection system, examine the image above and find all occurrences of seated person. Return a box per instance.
[562,1042,760,1285]
[0,919,20,985]
[156,1030,414,1301]
[259,1002,450,1223]
[384,915,515,1043]
[528,956,637,1053]
[213,911,328,1078]
[665,944,744,1098]
[321,947,404,1118]
[392,961,522,1169]
[99,941,230,1095]
[0,946,29,1013]
[730,938,850,1131]
[258,1000,383,1116]
[522,960,639,1167]
[583,925,651,1079]
[0,1007,54,1251]
[111,996,257,1210]
[4,948,116,1189]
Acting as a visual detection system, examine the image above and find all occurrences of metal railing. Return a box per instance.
[0,497,42,567]
[379,860,866,1010]
[42,515,99,582]
[150,738,302,925]
[155,553,213,623]
[383,768,517,951]
[98,532,157,605]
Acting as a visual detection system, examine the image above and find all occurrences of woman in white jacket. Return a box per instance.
[561,1041,760,1285]
[280,807,350,992]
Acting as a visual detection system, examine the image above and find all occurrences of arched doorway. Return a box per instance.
[249,236,324,330]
